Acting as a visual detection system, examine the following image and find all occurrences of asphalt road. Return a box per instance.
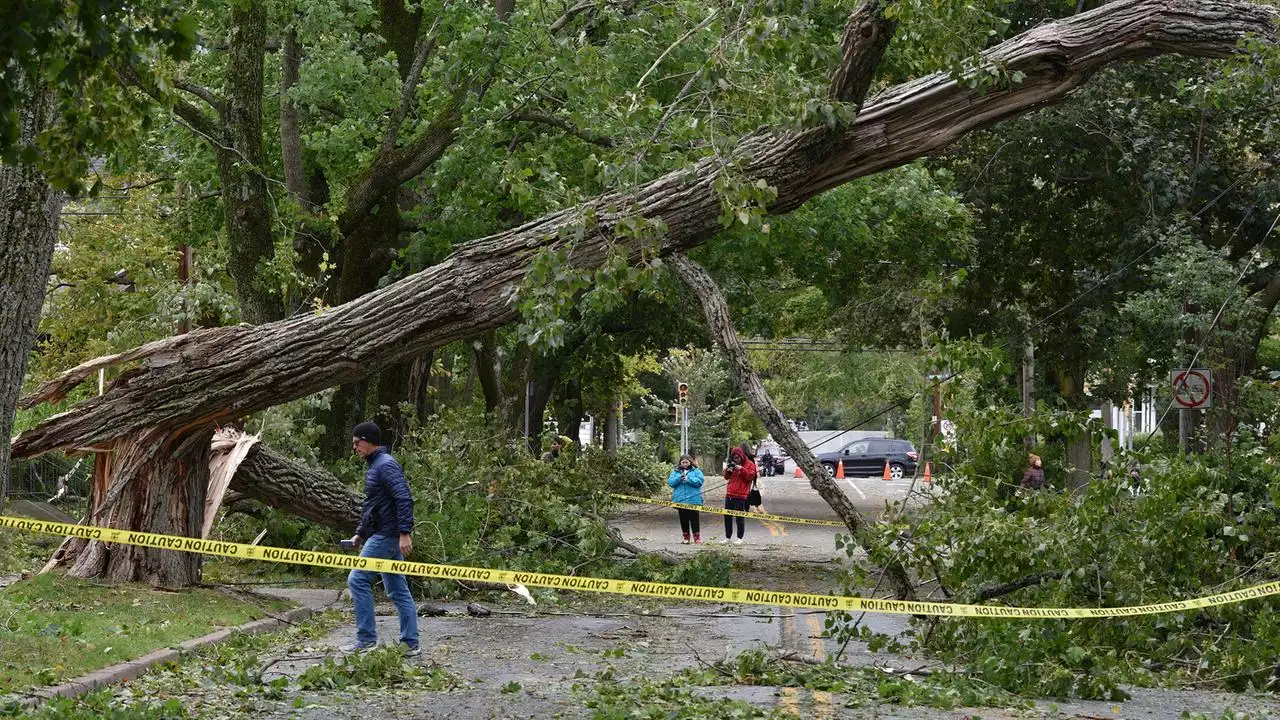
[612,469,925,562]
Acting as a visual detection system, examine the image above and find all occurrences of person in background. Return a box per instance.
[542,436,568,462]
[722,446,757,545]
[342,421,420,656]
[667,455,704,544]
[1019,453,1046,492]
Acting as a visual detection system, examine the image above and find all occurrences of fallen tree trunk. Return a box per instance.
[226,442,362,532]
[667,256,916,599]
[13,0,1276,462]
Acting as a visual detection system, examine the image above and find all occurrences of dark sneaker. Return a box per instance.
[338,641,375,653]
[401,643,422,657]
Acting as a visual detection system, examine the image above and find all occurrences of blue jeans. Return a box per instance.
[348,534,419,647]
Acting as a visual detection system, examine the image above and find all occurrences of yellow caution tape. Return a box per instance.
[3,515,1277,618]
[609,493,845,527]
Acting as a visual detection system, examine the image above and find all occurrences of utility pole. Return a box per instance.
[677,382,689,457]
[1021,336,1034,449]
[932,381,943,440]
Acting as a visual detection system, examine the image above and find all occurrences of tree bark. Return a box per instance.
[666,255,916,600]
[69,425,214,588]
[0,75,61,511]
[603,403,620,455]
[408,349,435,422]
[320,379,368,461]
[374,358,414,446]
[220,0,284,324]
[829,0,896,104]
[227,442,361,531]
[1065,433,1092,490]
[473,331,504,416]
[280,26,313,211]
[14,0,1277,460]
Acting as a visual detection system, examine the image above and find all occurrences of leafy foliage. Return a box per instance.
[833,406,1280,699]
[0,0,196,190]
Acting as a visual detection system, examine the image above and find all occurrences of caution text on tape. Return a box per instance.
[2,515,1277,619]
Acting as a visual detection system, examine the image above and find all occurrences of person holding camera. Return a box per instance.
[342,421,420,656]
[667,455,705,544]
[722,446,757,545]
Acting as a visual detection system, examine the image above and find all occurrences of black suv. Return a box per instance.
[817,438,918,480]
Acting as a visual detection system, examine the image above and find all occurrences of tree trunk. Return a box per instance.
[14,0,1277,459]
[603,403,620,455]
[408,349,434,422]
[1065,433,1092,491]
[473,331,503,416]
[374,358,413,446]
[69,425,214,588]
[526,355,560,451]
[0,75,61,512]
[320,379,368,461]
[667,255,916,600]
[280,26,313,212]
[435,345,456,406]
[219,0,283,324]
[228,442,361,531]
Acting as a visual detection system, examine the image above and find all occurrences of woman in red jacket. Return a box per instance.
[722,446,757,545]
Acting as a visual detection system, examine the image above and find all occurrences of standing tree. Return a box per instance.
[0,0,194,510]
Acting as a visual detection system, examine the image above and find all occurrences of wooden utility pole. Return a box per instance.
[1021,337,1035,449]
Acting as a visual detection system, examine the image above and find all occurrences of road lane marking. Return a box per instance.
[845,478,866,500]
[778,686,800,714]
[806,611,833,718]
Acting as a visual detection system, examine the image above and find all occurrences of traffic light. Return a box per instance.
[677,382,689,405]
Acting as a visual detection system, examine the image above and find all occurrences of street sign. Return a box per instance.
[1171,368,1212,409]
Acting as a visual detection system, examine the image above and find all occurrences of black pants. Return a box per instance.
[677,508,700,535]
[724,497,748,538]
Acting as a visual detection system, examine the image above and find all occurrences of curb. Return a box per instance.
[15,606,316,710]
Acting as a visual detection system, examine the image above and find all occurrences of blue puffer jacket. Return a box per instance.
[355,448,415,539]
[666,466,705,505]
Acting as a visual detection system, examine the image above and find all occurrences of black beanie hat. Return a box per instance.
[352,421,382,446]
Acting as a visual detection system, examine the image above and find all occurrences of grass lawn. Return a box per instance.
[0,573,293,694]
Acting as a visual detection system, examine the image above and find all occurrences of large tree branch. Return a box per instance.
[175,80,224,114]
[380,25,441,158]
[14,0,1277,459]
[829,0,897,105]
[550,0,594,32]
[505,111,617,147]
[666,255,916,599]
[339,93,465,233]
[117,65,221,144]
[227,442,362,531]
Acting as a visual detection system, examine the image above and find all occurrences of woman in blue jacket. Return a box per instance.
[667,455,705,544]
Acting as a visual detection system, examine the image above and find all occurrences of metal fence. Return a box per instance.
[5,453,92,502]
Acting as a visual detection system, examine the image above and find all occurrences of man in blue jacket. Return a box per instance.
[341,421,420,655]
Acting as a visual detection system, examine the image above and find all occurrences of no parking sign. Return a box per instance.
[1171,368,1213,409]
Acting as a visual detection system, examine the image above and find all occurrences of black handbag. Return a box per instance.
[747,479,762,508]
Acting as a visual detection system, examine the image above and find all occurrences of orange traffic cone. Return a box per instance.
[793,465,804,478]
[923,462,932,485]
[836,460,845,479]
[882,459,892,481]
